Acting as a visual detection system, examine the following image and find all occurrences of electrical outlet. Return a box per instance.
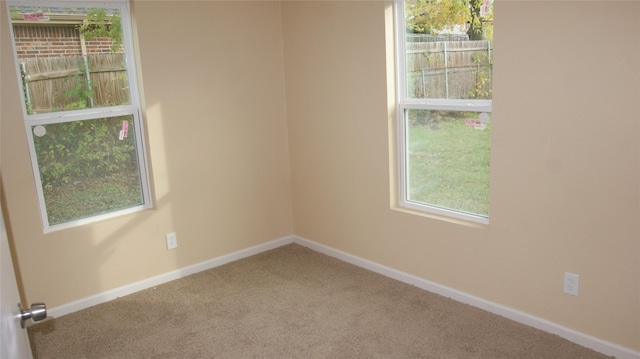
[563,272,579,296]
[166,232,178,250]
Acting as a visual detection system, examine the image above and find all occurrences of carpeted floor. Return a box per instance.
[28,244,611,358]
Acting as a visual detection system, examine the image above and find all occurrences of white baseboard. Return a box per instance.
[47,235,294,319]
[292,236,640,359]
[45,234,638,359]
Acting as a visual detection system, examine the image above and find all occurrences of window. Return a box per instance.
[7,1,152,232]
[395,0,493,223]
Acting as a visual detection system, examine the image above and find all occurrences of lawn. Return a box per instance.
[43,172,143,225]
[32,115,144,226]
[407,113,490,217]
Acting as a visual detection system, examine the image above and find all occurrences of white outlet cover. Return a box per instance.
[166,232,178,250]
[563,272,579,296]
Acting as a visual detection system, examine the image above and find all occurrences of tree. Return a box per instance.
[406,0,467,35]
[78,8,122,52]
[466,0,483,40]
[406,0,492,41]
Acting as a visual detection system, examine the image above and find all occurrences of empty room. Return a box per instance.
[1,0,638,358]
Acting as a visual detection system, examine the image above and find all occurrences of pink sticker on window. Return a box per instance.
[23,13,49,21]
[121,120,129,139]
[465,119,481,127]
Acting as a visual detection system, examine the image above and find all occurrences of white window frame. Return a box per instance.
[7,0,152,232]
[394,0,491,224]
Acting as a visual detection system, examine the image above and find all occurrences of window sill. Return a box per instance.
[391,203,489,228]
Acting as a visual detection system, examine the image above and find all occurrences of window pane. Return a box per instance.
[10,6,130,114]
[405,110,490,217]
[404,0,493,101]
[31,115,144,225]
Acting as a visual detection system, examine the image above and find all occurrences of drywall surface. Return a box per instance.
[2,0,638,352]
[282,0,639,351]
[1,1,293,308]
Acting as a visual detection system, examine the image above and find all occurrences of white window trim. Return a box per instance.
[394,0,490,225]
[7,0,153,232]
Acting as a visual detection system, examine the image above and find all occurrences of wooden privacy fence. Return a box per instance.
[19,41,490,112]
[20,53,128,113]
[406,40,492,100]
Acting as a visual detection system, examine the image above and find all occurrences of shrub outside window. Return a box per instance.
[395,0,493,223]
[7,1,152,232]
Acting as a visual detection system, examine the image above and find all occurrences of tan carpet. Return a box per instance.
[28,244,611,358]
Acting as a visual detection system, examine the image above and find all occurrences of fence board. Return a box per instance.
[88,54,128,107]
[21,53,127,113]
[406,40,492,99]
[27,69,80,82]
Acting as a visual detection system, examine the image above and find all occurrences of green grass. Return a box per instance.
[43,173,143,225]
[407,116,490,216]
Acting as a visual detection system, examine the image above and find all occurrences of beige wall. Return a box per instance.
[1,0,638,353]
[282,0,639,351]
[1,1,293,307]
